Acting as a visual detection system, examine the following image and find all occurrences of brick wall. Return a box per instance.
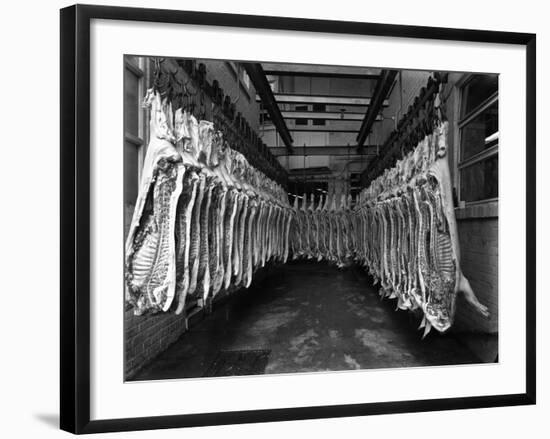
[124,264,276,380]
[454,218,499,333]
[125,307,189,379]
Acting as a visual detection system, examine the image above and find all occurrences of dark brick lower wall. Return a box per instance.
[454,217,498,333]
[124,308,189,380]
[124,264,276,380]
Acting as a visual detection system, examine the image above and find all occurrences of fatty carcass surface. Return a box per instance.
[125,89,292,316]
[354,121,489,335]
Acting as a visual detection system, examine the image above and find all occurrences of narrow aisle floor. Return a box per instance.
[132,261,485,380]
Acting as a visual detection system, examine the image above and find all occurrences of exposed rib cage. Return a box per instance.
[125,90,293,316]
[354,122,486,335]
[125,91,487,336]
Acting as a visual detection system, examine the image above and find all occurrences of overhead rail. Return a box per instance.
[243,62,294,152]
[359,72,449,187]
[152,57,289,187]
[356,69,399,147]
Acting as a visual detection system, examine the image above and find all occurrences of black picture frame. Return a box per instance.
[60,4,536,434]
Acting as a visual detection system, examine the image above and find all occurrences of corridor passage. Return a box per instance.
[132,261,488,381]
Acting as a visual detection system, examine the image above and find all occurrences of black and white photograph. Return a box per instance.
[0,0,543,435]
[52,2,537,435]
[123,56,499,381]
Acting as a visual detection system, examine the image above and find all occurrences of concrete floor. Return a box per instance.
[132,261,496,381]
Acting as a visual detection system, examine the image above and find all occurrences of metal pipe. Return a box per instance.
[243,63,294,151]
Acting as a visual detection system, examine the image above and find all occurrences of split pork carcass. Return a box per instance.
[289,190,356,267]
[125,89,292,316]
[354,121,489,335]
[125,88,485,337]
[125,90,185,315]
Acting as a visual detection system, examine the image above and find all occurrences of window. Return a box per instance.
[295,105,309,125]
[124,56,148,237]
[458,74,498,203]
[312,103,326,126]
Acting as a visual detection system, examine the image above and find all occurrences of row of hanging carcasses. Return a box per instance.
[125,90,293,316]
[354,121,475,336]
[289,192,357,268]
[287,122,487,335]
[125,92,485,334]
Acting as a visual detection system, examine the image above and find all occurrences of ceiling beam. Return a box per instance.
[283,110,364,120]
[262,111,383,122]
[265,70,380,80]
[289,127,360,133]
[270,146,378,156]
[260,125,361,133]
[243,63,293,151]
[276,110,382,121]
[261,63,380,77]
[289,167,333,176]
[356,69,398,147]
[258,93,389,107]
